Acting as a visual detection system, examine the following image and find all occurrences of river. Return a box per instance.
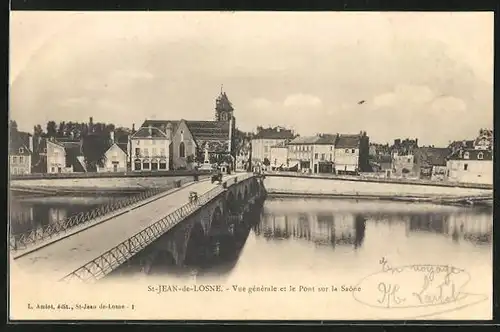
[10,195,493,319]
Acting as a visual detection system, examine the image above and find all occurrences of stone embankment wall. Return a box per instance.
[264,175,492,198]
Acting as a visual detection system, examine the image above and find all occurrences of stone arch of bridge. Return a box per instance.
[184,221,206,266]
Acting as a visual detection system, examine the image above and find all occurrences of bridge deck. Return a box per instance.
[13,173,242,280]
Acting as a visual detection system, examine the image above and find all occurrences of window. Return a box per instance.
[478,152,484,160]
[464,163,468,171]
[464,152,470,159]
[179,142,186,158]
[407,158,411,163]
[351,149,355,153]
[19,147,24,154]
[159,161,167,170]
[142,160,150,170]
[19,156,24,163]
[136,140,140,145]
[345,149,349,153]
[12,156,17,164]
[314,153,318,159]
[44,148,47,153]
[330,146,333,151]
[160,148,166,156]
[264,146,269,153]
[321,153,325,160]
[144,148,149,157]
[134,159,142,170]
[152,148,157,156]
[135,148,140,156]
[329,154,333,161]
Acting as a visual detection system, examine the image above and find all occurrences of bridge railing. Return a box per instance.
[9,179,194,251]
[59,174,256,283]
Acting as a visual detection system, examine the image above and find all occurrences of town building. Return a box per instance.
[98,131,128,172]
[130,125,171,172]
[446,129,493,185]
[312,134,337,174]
[334,132,370,175]
[415,147,451,181]
[10,131,33,175]
[141,90,236,170]
[269,141,289,170]
[58,139,87,173]
[447,148,492,185]
[251,126,295,165]
[391,138,419,178]
[287,136,317,172]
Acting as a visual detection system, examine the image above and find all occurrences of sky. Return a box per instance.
[10,11,493,146]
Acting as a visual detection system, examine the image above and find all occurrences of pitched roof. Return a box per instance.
[335,134,361,148]
[131,126,169,138]
[448,148,492,161]
[216,92,234,111]
[10,131,32,155]
[185,120,230,141]
[288,136,321,145]
[117,142,128,154]
[253,127,295,139]
[141,120,180,133]
[416,147,451,166]
[316,134,337,145]
[59,140,86,171]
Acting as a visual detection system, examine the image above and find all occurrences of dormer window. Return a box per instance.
[478,152,484,160]
[463,152,470,159]
[19,147,24,154]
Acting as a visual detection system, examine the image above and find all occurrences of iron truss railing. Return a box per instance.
[60,174,257,284]
[9,182,187,251]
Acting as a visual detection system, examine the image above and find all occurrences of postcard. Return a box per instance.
[8,11,493,321]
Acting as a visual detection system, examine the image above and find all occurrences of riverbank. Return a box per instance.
[264,172,492,190]
[264,175,493,207]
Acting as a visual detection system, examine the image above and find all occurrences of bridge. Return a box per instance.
[10,172,266,283]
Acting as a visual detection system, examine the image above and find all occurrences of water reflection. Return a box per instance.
[109,198,492,282]
[9,194,132,235]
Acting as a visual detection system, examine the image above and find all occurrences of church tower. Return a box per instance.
[215,87,234,123]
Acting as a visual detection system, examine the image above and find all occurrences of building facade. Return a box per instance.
[415,147,451,181]
[269,141,289,170]
[334,132,369,175]
[447,149,493,185]
[10,131,33,175]
[99,132,128,172]
[391,138,419,178]
[130,125,171,171]
[251,126,295,165]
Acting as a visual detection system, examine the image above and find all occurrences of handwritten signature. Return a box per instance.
[352,257,487,315]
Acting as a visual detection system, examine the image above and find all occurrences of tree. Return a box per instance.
[57,121,66,137]
[46,121,57,137]
[33,124,44,136]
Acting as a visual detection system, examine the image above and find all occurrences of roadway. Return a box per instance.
[12,173,243,281]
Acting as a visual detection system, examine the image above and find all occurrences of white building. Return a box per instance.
[334,133,369,175]
[269,141,289,170]
[447,149,493,185]
[44,138,72,173]
[251,126,295,165]
[99,132,128,172]
[130,125,171,171]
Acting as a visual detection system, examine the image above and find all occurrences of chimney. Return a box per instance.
[415,138,418,146]
[277,127,281,133]
[110,131,115,144]
[132,123,136,133]
[28,135,33,152]
[165,123,172,140]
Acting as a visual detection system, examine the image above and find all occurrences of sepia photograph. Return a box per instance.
[8,11,493,321]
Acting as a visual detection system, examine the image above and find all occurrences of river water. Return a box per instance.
[10,194,493,319]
